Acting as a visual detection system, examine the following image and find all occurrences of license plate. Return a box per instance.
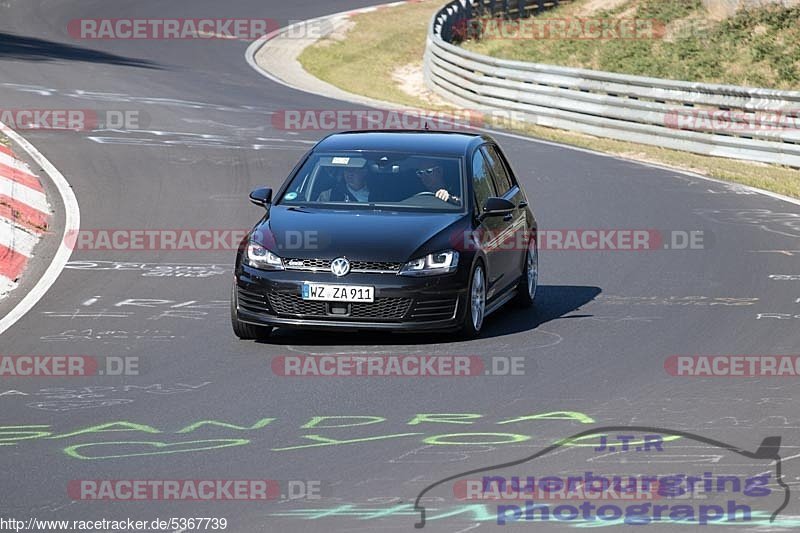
[301,283,374,303]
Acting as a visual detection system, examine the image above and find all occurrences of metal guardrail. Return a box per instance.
[424,0,800,167]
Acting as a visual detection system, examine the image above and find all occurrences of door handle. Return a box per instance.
[517,201,528,209]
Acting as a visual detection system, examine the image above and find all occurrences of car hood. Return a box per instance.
[253,206,465,262]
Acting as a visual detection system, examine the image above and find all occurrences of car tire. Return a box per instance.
[514,239,538,308]
[231,283,273,340]
[459,261,486,339]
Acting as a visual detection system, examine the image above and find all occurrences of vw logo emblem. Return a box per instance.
[330,257,350,277]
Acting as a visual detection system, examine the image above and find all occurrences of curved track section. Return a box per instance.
[1,1,799,530]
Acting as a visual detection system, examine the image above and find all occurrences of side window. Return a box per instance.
[472,150,497,210]
[482,145,514,195]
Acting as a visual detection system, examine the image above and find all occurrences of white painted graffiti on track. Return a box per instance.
[596,295,758,306]
[42,298,228,321]
[769,275,800,281]
[87,130,314,150]
[40,329,182,342]
[694,208,800,238]
[0,382,213,412]
[65,261,229,278]
[0,84,275,114]
[756,313,800,320]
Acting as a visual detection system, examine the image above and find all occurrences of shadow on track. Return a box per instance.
[261,284,601,346]
[0,32,161,68]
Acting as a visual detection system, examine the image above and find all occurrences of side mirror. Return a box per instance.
[480,197,515,221]
[249,187,272,207]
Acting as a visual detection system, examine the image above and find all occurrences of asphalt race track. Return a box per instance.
[1,1,800,531]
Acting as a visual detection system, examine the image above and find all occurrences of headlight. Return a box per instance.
[399,250,459,276]
[244,241,284,271]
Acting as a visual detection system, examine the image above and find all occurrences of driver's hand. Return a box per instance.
[435,189,450,202]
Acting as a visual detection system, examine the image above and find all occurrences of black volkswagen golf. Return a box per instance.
[231,130,537,340]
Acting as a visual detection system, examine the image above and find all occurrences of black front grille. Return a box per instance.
[350,260,401,272]
[409,298,458,321]
[285,258,331,270]
[237,287,271,314]
[350,298,412,319]
[267,291,412,320]
[267,291,327,316]
[284,258,401,273]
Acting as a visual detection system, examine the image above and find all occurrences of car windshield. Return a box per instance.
[277,152,465,212]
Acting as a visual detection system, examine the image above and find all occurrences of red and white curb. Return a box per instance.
[0,143,52,298]
[0,122,81,335]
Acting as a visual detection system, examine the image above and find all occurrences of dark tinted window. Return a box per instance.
[482,145,513,195]
[278,152,464,212]
[472,150,497,210]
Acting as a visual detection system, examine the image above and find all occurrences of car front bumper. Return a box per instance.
[234,264,468,332]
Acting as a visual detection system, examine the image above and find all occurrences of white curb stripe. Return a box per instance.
[0,275,16,297]
[0,218,38,257]
[0,150,34,173]
[0,177,49,213]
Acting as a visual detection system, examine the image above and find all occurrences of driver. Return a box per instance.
[317,166,371,203]
[416,164,460,205]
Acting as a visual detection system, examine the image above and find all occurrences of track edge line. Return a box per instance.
[0,122,81,335]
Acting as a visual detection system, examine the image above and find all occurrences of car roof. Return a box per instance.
[313,130,491,156]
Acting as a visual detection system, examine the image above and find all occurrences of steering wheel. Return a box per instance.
[412,191,437,198]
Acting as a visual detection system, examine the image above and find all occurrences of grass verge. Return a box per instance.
[462,0,800,90]
[299,0,800,199]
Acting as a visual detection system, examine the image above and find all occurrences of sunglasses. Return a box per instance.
[416,167,441,177]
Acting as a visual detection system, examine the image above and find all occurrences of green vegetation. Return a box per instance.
[463,0,800,89]
[298,0,442,107]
